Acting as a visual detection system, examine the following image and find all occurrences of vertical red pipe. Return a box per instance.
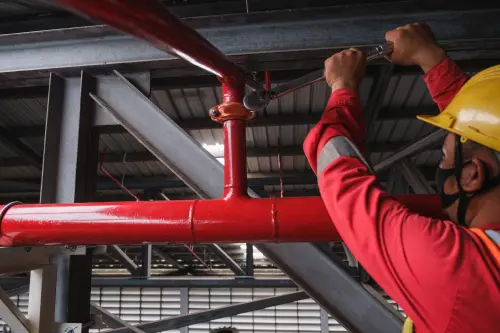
[222,81,248,199]
[223,120,248,199]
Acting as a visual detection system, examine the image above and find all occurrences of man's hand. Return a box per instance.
[385,23,446,73]
[324,49,366,93]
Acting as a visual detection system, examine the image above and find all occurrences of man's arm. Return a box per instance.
[304,27,475,332]
[423,58,468,111]
[385,23,468,110]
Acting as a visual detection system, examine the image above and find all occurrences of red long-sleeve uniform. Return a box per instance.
[304,58,500,333]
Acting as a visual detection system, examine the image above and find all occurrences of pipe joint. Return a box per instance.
[222,188,249,201]
[210,78,254,123]
[209,102,255,123]
[0,201,21,225]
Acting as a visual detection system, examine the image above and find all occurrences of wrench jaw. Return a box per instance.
[243,90,272,111]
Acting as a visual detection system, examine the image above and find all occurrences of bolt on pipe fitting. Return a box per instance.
[208,102,255,123]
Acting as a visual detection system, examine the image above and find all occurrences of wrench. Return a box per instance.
[243,42,393,111]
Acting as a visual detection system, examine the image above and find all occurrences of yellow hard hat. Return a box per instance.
[417,65,500,151]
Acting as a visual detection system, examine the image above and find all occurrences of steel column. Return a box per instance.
[320,308,329,333]
[41,72,97,204]
[28,266,58,333]
[179,288,188,333]
[141,245,152,278]
[105,291,308,333]
[245,244,254,277]
[41,72,99,331]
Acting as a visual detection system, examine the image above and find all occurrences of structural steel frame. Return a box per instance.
[0,4,500,88]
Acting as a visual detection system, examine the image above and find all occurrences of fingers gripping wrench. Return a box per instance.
[243,43,393,111]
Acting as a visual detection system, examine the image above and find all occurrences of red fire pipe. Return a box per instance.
[221,80,249,199]
[0,1,447,248]
[0,195,444,246]
[223,120,248,199]
[50,0,245,82]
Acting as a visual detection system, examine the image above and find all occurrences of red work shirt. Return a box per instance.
[303,57,500,333]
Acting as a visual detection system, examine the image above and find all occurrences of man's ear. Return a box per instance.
[461,157,486,192]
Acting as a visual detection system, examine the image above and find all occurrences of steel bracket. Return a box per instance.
[57,323,82,333]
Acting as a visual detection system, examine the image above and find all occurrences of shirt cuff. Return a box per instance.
[424,56,462,85]
[325,88,360,111]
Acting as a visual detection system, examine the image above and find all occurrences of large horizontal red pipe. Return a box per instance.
[0,195,444,246]
[50,0,245,80]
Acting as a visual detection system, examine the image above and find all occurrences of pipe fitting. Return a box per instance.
[208,101,255,123]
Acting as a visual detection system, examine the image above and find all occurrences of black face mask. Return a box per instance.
[435,162,473,209]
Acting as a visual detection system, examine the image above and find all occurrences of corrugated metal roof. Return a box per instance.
[16,136,44,156]
[382,74,432,108]
[0,165,40,179]
[100,133,149,153]
[99,161,173,178]
[0,141,20,158]
[0,1,52,18]
[0,71,443,191]
[0,97,46,127]
[370,119,435,145]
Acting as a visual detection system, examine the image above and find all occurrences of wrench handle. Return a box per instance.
[269,42,393,99]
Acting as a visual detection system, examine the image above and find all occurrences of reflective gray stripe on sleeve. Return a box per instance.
[317,136,373,175]
[485,230,500,245]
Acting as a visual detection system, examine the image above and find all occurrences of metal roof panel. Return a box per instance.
[0,98,46,127]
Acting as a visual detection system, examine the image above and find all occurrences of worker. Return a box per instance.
[303,23,499,333]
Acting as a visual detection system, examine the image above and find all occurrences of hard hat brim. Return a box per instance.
[416,114,463,138]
